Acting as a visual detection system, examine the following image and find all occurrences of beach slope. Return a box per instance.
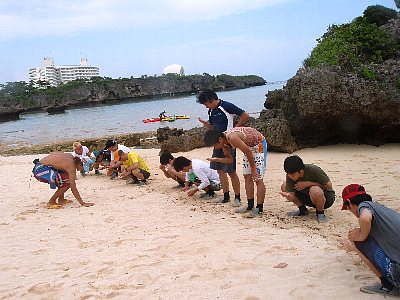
[0,144,399,299]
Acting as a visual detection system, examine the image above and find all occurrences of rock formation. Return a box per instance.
[0,132,156,156]
[158,127,207,153]
[258,15,400,152]
[0,74,266,121]
[0,107,24,122]
[261,62,400,151]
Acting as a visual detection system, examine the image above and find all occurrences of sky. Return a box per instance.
[0,0,398,84]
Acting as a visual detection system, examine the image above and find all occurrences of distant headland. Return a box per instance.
[0,73,266,122]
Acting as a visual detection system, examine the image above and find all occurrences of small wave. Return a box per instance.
[3,129,25,134]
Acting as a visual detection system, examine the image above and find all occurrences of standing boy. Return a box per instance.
[197,89,249,206]
[204,127,267,218]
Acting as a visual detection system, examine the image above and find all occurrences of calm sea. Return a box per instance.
[0,82,284,147]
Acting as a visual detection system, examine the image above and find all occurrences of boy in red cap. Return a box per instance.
[341,184,400,297]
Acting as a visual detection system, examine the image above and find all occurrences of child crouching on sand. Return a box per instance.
[173,156,221,200]
[115,150,151,184]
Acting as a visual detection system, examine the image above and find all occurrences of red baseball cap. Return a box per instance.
[341,184,366,210]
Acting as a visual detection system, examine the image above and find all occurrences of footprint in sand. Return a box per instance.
[20,209,38,215]
[190,274,201,280]
[80,294,99,300]
[85,266,116,280]
[105,291,123,298]
[27,282,63,296]
[354,274,375,280]
[104,216,115,223]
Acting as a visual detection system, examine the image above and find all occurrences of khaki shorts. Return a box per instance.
[242,140,267,180]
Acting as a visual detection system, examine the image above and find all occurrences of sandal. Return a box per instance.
[46,204,63,209]
[360,284,400,297]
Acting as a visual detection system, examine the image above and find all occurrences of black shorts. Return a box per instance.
[177,177,186,187]
[210,148,236,173]
[295,189,335,209]
[132,168,150,181]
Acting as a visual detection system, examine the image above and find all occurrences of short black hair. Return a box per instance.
[204,129,224,147]
[284,155,305,173]
[95,149,111,162]
[160,152,174,165]
[172,156,191,172]
[105,139,117,150]
[196,89,218,104]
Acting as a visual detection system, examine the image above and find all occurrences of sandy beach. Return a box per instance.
[1,144,399,299]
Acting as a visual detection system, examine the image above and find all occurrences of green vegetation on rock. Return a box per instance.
[360,66,377,80]
[363,5,397,26]
[0,73,265,112]
[304,7,398,71]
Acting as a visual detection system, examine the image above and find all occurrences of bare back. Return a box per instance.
[40,152,76,172]
[39,153,79,184]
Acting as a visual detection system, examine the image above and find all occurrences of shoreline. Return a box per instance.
[1,128,397,156]
[0,130,159,156]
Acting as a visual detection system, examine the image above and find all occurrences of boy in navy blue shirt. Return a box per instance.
[197,89,249,205]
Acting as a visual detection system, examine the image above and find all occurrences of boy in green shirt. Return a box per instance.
[279,155,335,223]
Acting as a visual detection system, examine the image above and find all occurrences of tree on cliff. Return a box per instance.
[363,5,397,26]
[395,0,400,9]
[0,81,35,106]
[303,12,398,71]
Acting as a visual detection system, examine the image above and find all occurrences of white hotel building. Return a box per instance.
[29,57,100,86]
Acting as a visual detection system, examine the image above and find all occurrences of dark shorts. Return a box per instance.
[177,175,200,187]
[355,236,400,288]
[210,148,236,173]
[132,168,150,181]
[177,177,186,187]
[295,188,335,209]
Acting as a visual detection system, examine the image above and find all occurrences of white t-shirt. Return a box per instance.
[110,144,132,160]
[72,145,91,163]
[186,159,220,191]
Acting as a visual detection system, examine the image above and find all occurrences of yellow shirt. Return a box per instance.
[123,152,150,173]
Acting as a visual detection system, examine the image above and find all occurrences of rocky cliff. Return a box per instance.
[257,14,400,152]
[0,74,265,122]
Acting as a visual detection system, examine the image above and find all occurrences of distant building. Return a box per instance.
[163,64,185,76]
[29,57,100,86]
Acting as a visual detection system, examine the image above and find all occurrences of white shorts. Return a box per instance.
[242,140,267,180]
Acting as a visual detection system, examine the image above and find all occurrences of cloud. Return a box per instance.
[0,0,291,40]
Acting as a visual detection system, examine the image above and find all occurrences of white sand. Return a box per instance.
[0,144,399,299]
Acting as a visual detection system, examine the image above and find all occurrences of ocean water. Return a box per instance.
[0,82,285,147]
